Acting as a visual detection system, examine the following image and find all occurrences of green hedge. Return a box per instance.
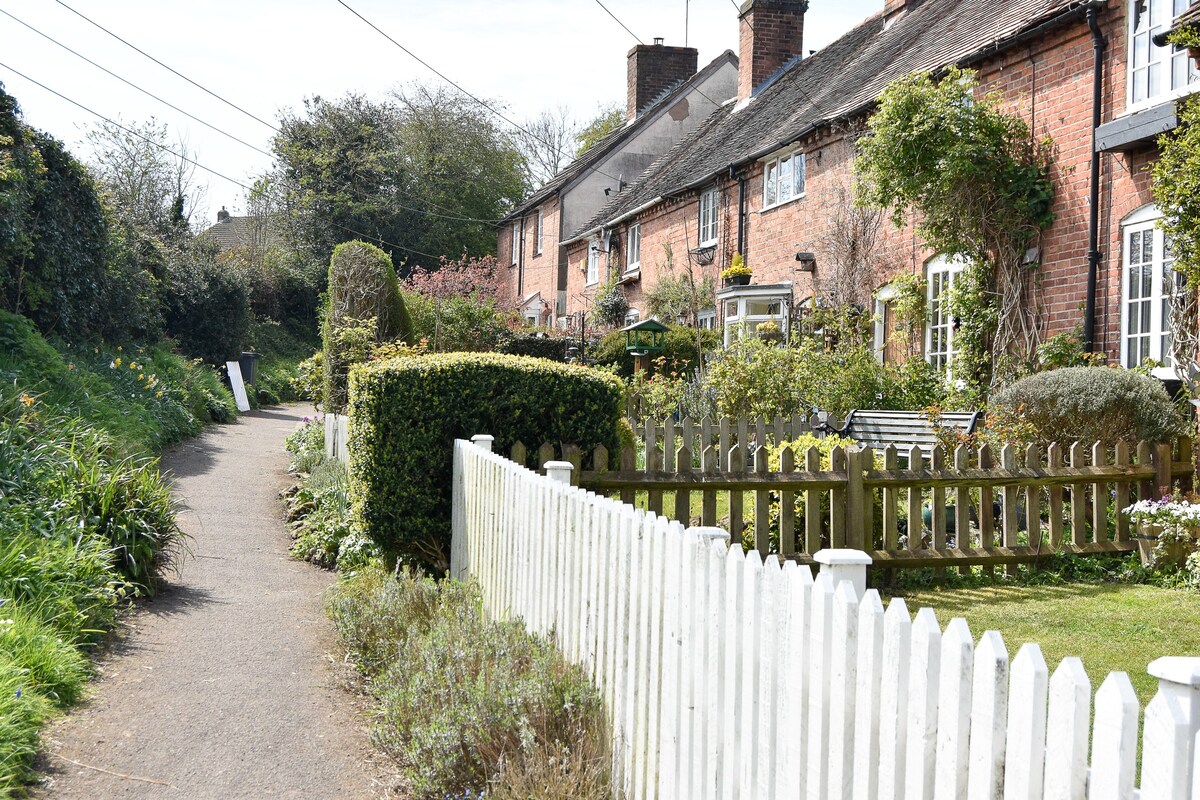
[497,333,569,362]
[348,352,623,570]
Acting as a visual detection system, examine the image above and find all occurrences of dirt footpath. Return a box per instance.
[36,406,388,799]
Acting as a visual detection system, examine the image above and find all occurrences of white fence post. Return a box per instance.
[336,414,349,463]
[814,548,872,597]
[323,413,335,460]
[1142,657,1200,800]
[471,433,494,452]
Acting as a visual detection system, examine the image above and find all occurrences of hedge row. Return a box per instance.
[348,352,623,570]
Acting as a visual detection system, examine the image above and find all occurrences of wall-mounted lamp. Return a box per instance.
[795,252,817,271]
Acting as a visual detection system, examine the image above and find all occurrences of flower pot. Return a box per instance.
[724,274,751,287]
[1135,523,1200,568]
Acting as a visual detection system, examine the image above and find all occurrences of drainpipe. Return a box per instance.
[736,170,748,257]
[1084,7,1106,352]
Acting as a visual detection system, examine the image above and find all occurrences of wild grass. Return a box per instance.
[326,567,610,800]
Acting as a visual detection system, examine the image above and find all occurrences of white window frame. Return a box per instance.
[1121,204,1183,376]
[697,308,717,330]
[925,255,966,373]
[627,223,641,272]
[586,240,600,286]
[719,285,790,347]
[698,188,719,246]
[511,222,520,265]
[1128,0,1199,111]
[624,308,641,327]
[762,149,807,210]
[535,210,544,255]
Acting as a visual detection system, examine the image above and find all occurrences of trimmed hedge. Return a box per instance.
[990,366,1187,447]
[348,352,623,570]
[497,333,569,362]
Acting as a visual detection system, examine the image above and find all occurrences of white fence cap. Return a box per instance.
[814,549,873,567]
[686,526,732,545]
[1148,657,1200,687]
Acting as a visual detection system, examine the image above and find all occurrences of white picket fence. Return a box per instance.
[451,435,1200,800]
[323,413,349,464]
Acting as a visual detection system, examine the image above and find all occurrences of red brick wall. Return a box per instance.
[738,0,808,102]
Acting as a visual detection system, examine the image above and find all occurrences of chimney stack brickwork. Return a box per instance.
[627,43,699,119]
[737,0,808,102]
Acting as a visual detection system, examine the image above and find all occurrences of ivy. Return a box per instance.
[855,68,1055,395]
[591,275,629,328]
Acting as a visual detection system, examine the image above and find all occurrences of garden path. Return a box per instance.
[34,405,387,799]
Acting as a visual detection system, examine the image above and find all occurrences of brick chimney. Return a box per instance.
[737,0,808,102]
[883,0,912,21]
[627,39,699,120]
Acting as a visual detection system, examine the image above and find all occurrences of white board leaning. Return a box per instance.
[225,361,251,412]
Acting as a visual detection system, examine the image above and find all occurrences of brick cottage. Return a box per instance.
[501,0,1200,380]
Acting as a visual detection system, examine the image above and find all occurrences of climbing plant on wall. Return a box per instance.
[855,67,1055,396]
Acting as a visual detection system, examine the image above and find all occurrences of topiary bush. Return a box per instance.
[348,353,623,570]
[989,366,1188,448]
[322,241,412,412]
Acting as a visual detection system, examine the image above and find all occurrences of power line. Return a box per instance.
[332,0,631,190]
[0,7,274,158]
[593,0,644,44]
[0,61,450,262]
[53,0,278,132]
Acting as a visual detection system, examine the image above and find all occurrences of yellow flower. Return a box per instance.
[155,391,163,398]
[113,357,122,368]
[138,374,144,381]
[117,346,122,352]
[68,363,75,371]
[19,394,34,407]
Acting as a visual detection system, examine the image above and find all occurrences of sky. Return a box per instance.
[0,0,881,226]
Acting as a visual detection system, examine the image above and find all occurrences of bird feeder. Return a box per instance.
[621,318,669,374]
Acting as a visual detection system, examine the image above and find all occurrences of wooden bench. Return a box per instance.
[815,409,983,460]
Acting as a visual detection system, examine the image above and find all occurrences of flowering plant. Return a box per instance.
[721,253,751,280]
[1124,493,1200,571]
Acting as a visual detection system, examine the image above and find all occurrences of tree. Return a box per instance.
[855,68,1055,394]
[515,104,578,188]
[85,117,206,242]
[575,103,623,156]
[272,83,527,274]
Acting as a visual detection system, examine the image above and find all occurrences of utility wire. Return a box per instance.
[0,61,449,262]
[593,0,644,44]
[333,0,631,190]
[0,7,274,158]
[53,0,277,132]
[0,7,503,225]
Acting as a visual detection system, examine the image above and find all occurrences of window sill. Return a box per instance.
[759,192,806,214]
[619,269,641,284]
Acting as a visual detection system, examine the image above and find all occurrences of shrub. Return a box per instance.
[497,333,568,362]
[348,353,622,569]
[989,366,1188,447]
[322,241,412,412]
[326,567,609,800]
[591,276,629,328]
[591,326,719,379]
[403,290,513,354]
[164,240,253,365]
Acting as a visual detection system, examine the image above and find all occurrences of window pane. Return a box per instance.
[779,157,793,203]
[765,162,777,206]
[795,154,807,195]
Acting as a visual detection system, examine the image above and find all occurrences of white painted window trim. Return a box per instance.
[698,188,719,247]
[511,222,520,265]
[624,308,641,327]
[1127,0,1200,113]
[697,308,717,330]
[535,210,544,255]
[762,149,807,211]
[721,292,789,347]
[925,255,966,374]
[627,223,641,272]
[586,240,600,286]
[1120,204,1182,378]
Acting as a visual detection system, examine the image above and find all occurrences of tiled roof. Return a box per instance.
[199,216,263,251]
[567,0,1085,242]
[500,49,738,224]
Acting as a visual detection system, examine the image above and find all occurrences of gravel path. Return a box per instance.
[35,406,387,799]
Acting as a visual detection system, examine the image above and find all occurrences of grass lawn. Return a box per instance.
[889,582,1200,705]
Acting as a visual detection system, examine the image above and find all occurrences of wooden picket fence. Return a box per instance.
[323,413,349,464]
[510,426,1194,569]
[452,435,1200,800]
